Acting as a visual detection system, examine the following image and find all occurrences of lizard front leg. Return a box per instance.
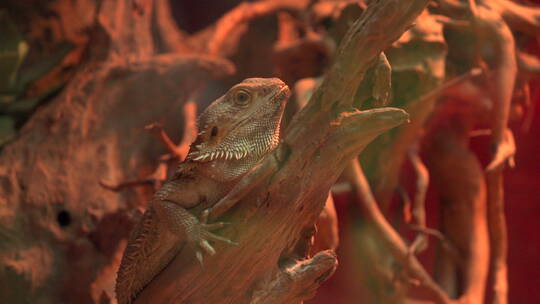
[152,199,235,265]
[204,153,280,221]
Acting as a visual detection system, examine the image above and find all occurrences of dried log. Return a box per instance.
[423,122,490,303]
[0,52,233,303]
[485,128,515,304]
[291,76,339,255]
[0,0,234,303]
[485,165,509,304]
[204,0,310,56]
[152,0,192,54]
[518,51,540,78]
[1,0,96,98]
[94,0,155,60]
[134,1,428,303]
[250,250,338,304]
[474,4,517,171]
[436,0,540,36]
[469,5,517,303]
[421,2,521,302]
[487,0,540,36]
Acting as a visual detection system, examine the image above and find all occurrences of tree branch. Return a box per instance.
[205,0,310,56]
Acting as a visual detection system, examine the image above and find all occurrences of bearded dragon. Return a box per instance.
[116,78,290,304]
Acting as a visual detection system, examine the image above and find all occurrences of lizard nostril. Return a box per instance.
[210,126,218,137]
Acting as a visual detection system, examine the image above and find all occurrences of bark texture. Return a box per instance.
[2,0,538,303]
[0,1,233,303]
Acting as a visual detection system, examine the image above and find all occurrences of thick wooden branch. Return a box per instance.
[472,8,516,301]
[250,250,338,304]
[96,0,155,60]
[152,0,192,54]
[135,1,427,303]
[437,0,540,36]
[489,0,540,36]
[308,0,428,111]
[205,0,310,56]
[473,4,517,170]
[486,129,515,304]
[518,51,540,78]
[0,1,235,302]
[486,166,510,304]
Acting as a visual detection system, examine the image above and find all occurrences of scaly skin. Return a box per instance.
[115,78,290,304]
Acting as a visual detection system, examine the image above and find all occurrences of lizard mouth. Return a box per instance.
[273,84,291,104]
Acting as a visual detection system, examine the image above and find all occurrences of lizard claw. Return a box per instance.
[200,209,210,224]
[191,232,234,269]
[203,230,239,246]
[188,215,238,267]
[203,222,231,230]
[196,251,205,269]
[199,239,216,256]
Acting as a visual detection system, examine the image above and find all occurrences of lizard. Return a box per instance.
[115,77,291,304]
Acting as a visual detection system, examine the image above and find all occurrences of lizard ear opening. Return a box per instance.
[210,126,218,137]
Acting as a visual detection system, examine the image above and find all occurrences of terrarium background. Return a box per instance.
[0,0,538,303]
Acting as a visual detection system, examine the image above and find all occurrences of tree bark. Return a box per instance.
[0,1,233,303]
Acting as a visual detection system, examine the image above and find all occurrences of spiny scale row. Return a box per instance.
[192,148,251,161]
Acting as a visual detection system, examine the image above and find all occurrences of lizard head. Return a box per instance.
[187,78,290,163]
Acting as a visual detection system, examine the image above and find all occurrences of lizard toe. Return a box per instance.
[200,209,210,224]
[204,231,239,246]
[200,239,216,256]
[195,251,204,268]
[203,222,230,231]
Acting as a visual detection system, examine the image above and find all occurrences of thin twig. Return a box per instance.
[486,167,509,304]
[407,144,429,254]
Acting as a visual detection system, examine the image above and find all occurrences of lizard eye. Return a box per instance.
[233,89,252,106]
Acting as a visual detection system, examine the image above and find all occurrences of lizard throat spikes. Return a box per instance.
[191,130,279,162]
